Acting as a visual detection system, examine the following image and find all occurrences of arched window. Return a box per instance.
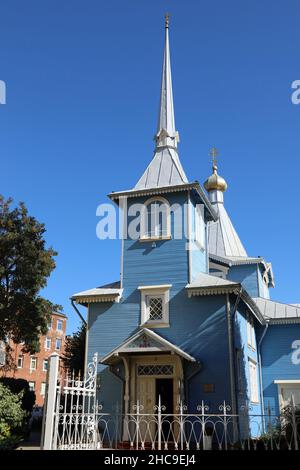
[141,196,171,240]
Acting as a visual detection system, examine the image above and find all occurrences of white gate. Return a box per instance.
[41,352,101,450]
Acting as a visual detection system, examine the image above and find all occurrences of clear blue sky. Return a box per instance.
[1,1,300,334]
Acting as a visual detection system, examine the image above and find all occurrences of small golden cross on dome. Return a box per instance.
[209,147,218,168]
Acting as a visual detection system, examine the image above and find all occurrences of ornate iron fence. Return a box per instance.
[41,353,300,450]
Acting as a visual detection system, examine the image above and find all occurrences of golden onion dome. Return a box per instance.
[204,164,228,192]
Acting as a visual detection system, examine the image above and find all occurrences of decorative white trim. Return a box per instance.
[187,287,240,297]
[274,380,300,384]
[100,328,196,364]
[140,196,171,240]
[139,286,171,327]
[138,284,172,291]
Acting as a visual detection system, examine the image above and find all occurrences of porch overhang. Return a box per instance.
[186,272,240,297]
[71,287,123,306]
[100,328,196,365]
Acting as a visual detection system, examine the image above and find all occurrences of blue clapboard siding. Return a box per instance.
[86,190,232,413]
[123,193,189,289]
[261,324,300,414]
[227,264,259,297]
[87,292,232,412]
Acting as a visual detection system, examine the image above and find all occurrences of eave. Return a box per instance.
[71,288,123,306]
[108,181,218,222]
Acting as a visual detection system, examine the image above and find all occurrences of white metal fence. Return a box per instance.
[41,353,300,451]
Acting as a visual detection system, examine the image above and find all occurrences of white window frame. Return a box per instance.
[47,318,53,330]
[17,355,23,369]
[40,382,46,396]
[247,314,256,350]
[248,359,259,403]
[138,285,171,327]
[56,319,63,332]
[43,359,48,372]
[140,197,171,241]
[44,337,51,350]
[55,338,62,351]
[194,203,205,249]
[29,381,35,392]
[30,356,37,371]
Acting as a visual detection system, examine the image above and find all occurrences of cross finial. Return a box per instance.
[165,13,170,29]
[209,147,218,171]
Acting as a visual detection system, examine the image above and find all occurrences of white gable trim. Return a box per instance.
[100,328,195,364]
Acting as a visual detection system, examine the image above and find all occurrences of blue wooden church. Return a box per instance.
[72,18,300,424]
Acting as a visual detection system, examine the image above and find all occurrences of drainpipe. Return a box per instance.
[258,320,269,427]
[226,288,243,443]
[71,299,87,326]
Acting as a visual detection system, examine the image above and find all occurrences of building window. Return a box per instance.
[29,381,35,392]
[140,197,171,240]
[45,337,51,350]
[195,204,205,248]
[56,319,63,331]
[43,359,48,372]
[40,382,46,396]
[55,338,62,351]
[139,285,171,327]
[249,359,259,403]
[247,314,256,350]
[30,356,37,371]
[47,318,53,330]
[17,355,23,369]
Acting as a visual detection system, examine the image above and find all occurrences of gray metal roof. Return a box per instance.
[253,297,300,321]
[72,287,122,298]
[134,146,188,190]
[186,272,239,289]
[207,202,248,258]
[134,18,188,190]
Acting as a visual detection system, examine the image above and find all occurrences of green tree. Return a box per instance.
[62,324,86,376]
[0,383,25,440]
[0,195,59,353]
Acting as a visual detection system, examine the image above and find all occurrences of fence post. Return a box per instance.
[158,395,162,451]
[41,353,60,450]
[291,395,299,451]
[201,400,206,450]
[180,401,184,451]
[223,401,228,450]
[136,401,140,450]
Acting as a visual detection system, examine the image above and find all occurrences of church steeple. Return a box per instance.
[134,16,188,190]
[155,14,179,149]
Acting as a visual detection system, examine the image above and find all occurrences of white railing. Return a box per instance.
[41,353,300,451]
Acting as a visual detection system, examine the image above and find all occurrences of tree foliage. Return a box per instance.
[0,378,35,414]
[0,383,25,440]
[0,195,59,353]
[62,323,86,376]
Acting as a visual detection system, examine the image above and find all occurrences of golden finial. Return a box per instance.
[165,13,170,29]
[209,147,218,172]
[204,147,227,192]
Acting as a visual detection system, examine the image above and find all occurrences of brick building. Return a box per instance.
[0,311,67,406]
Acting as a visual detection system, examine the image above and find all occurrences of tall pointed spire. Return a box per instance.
[155,14,179,149]
[134,15,188,189]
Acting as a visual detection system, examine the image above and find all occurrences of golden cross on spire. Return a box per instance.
[165,13,170,28]
[209,147,218,169]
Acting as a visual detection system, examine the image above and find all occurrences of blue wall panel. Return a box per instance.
[261,324,300,414]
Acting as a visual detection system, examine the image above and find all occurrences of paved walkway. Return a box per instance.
[16,431,41,450]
